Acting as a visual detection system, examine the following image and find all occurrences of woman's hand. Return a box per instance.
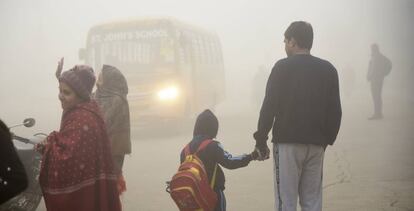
[117,174,127,195]
[55,57,64,79]
[35,139,47,154]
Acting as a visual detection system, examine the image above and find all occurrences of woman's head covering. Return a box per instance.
[94,65,131,156]
[59,65,95,100]
[98,65,128,97]
[193,109,219,139]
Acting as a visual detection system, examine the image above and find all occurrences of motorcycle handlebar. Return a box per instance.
[12,134,37,145]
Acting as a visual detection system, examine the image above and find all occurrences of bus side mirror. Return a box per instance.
[78,48,86,61]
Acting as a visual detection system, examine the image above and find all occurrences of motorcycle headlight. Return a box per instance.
[157,86,179,101]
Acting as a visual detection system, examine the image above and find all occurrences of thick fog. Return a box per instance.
[1,0,413,129]
[1,0,413,210]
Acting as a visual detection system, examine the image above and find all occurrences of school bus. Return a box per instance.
[79,18,225,121]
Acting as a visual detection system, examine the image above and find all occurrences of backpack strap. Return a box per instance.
[184,139,218,189]
[196,140,218,189]
[183,144,191,156]
[210,164,218,189]
[195,139,213,154]
[184,139,213,156]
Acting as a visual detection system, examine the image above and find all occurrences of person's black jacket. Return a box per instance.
[180,110,252,191]
[367,52,392,81]
[0,119,28,204]
[254,54,342,147]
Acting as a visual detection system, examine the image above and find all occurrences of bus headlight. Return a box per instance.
[157,86,179,101]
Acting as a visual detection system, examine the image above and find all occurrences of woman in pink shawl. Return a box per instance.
[36,58,121,211]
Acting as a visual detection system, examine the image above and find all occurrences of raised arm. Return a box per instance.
[55,57,64,79]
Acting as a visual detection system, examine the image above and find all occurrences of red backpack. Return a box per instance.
[168,139,218,211]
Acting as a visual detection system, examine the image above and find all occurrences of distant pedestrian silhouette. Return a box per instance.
[367,44,392,120]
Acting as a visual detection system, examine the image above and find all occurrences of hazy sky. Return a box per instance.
[0,0,413,131]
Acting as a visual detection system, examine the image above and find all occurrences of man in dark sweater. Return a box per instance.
[367,43,392,120]
[181,109,257,211]
[253,21,342,211]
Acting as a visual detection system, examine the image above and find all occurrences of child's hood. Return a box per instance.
[193,109,218,139]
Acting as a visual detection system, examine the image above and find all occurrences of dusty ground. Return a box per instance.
[35,91,414,211]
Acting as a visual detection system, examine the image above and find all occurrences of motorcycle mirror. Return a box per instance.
[23,118,36,128]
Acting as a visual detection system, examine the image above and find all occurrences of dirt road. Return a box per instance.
[36,94,414,211]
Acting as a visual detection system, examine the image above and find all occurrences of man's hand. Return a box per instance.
[254,144,270,161]
[55,57,64,79]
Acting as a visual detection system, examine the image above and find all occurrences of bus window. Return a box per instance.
[159,38,175,63]
[206,38,214,64]
[178,46,185,64]
[193,37,201,65]
[127,41,133,62]
[202,38,211,64]
[203,38,210,64]
[178,33,191,64]
[208,41,215,64]
[200,37,207,64]
[213,41,220,64]
[198,38,204,64]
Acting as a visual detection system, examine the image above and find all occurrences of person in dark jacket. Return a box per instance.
[94,65,131,194]
[180,109,257,211]
[253,21,342,211]
[366,43,392,120]
[0,119,28,204]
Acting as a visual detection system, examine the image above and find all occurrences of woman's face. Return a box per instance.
[59,82,82,110]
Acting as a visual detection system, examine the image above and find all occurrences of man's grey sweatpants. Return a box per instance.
[273,143,325,211]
